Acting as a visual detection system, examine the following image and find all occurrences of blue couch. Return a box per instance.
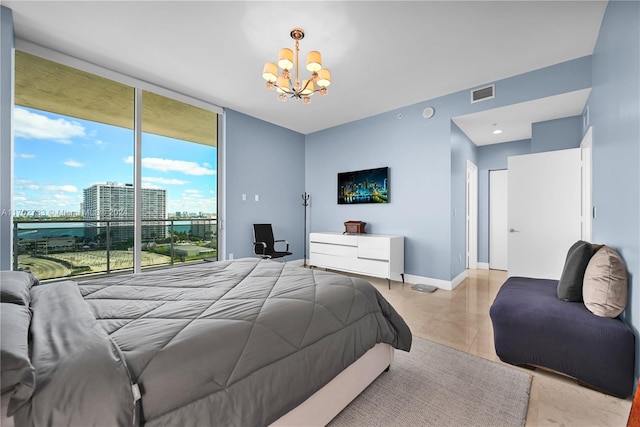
[490,276,635,398]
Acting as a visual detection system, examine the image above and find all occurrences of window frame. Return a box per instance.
[12,39,224,274]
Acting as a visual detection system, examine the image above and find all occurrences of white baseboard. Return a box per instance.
[477,262,490,270]
[450,270,467,290]
[403,270,467,291]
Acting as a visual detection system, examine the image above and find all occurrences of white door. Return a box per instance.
[466,161,478,269]
[507,149,581,279]
[489,170,508,270]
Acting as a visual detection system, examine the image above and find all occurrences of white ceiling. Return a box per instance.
[4,1,607,143]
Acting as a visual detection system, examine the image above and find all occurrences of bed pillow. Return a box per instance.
[0,271,38,305]
[583,246,628,318]
[1,302,35,413]
[557,240,594,302]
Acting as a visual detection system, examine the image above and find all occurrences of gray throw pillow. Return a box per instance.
[557,240,594,301]
[0,271,38,305]
[1,303,35,414]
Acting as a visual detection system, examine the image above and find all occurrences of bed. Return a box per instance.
[1,258,412,426]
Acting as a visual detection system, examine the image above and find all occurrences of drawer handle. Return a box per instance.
[357,257,389,262]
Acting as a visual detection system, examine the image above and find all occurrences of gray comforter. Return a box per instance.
[15,258,412,426]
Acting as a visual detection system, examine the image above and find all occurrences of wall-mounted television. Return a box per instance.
[338,167,389,204]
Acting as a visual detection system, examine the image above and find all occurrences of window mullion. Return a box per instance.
[133,88,142,273]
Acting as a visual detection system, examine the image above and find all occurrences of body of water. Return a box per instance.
[16,221,193,239]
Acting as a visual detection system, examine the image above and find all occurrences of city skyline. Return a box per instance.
[13,106,217,217]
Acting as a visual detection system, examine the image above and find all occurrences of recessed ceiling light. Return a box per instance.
[492,123,502,135]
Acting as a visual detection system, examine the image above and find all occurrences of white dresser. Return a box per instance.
[309,232,404,288]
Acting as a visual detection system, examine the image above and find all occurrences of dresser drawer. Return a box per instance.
[310,242,357,258]
[310,233,358,246]
[354,258,390,278]
[310,253,359,272]
[357,236,390,260]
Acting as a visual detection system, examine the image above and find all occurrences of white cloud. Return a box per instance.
[64,159,85,168]
[142,177,188,185]
[167,197,216,215]
[14,179,39,191]
[14,107,86,144]
[83,139,109,150]
[13,182,84,212]
[53,193,76,201]
[94,140,108,149]
[43,184,78,193]
[18,153,35,159]
[165,188,215,214]
[124,156,215,176]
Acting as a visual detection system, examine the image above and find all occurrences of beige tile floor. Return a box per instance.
[360,268,633,427]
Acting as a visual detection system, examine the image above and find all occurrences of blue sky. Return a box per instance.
[13,106,217,217]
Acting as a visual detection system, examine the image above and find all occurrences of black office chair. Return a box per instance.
[253,224,292,260]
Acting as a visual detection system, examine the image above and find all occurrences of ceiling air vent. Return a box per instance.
[470,84,495,103]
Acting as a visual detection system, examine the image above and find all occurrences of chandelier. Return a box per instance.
[262,28,331,104]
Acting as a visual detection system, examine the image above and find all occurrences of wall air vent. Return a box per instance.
[470,84,495,103]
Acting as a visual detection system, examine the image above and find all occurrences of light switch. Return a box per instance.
[255,194,260,202]
[242,194,247,201]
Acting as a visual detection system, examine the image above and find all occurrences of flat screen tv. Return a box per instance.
[338,167,389,204]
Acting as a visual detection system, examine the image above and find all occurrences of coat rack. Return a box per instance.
[302,192,310,267]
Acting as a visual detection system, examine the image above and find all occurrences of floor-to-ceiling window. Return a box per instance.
[13,51,218,280]
[141,91,217,266]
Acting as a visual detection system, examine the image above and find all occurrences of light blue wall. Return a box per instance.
[306,56,592,282]
[224,109,305,261]
[476,139,532,264]
[450,122,478,277]
[0,6,13,270]
[305,104,454,281]
[587,0,640,378]
[531,116,583,153]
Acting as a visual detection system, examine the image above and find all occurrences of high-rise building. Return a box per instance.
[83,183,166,242]
[190,218,216,239]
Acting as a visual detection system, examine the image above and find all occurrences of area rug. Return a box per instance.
[329,336,531,427]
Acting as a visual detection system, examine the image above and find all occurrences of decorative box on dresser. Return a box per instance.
[309,232,404,288]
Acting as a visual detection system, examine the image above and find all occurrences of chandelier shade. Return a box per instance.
[276,75,290,93]
[317,69,331,88]
[262,63,278,83]
[262,28,331,103]
[306,51,322,72]
[277,48,294,70]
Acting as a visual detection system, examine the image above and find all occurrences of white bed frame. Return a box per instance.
[271,343,394,426]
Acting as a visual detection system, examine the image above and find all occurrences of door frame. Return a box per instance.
[466,160,478,269]
[580,126,593,242]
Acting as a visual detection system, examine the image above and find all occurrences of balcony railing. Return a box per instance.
[13,218,217,281]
